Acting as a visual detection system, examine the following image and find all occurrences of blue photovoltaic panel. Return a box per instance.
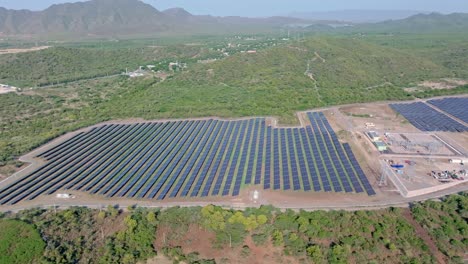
[83,122,169,194]
[428,97,468,124]
[201,121,235,197]
[300,129,320,191]
[2,124,132,204]
[0,125,129,204]
[0,112,377,205]
[223,120,248,196]
[390,102,467,132]
[169,120,221,199]
[280,129,291,190]
[29,124,151,201]
[233,119,255,195]
[286,129,301,191]
[0,124,114,201]
[120,121,187,198]
[273,129,281,190]
[131,121,195,198]
[191,121,229,197]
[244,119,259,185]
[50,123,155,195]
[146,120,210,199]
[293,129,311,191]
[254,120,265,185]
[212,121,241,196]
[264,126,272,189]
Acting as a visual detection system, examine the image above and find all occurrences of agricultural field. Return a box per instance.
[0,112,374,205]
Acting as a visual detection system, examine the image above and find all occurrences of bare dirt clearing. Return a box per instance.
[155,223,299,264]
[404,78,468,92]
[0,46,50,54]
[0,86,16,94]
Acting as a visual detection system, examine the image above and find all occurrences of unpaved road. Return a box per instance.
[0,46,50,54]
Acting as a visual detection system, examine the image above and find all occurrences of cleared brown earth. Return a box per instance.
[0,46,50,54]
[154,223,299,264]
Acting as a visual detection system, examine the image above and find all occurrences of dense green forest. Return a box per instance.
[0,193,466,263]
[0,34,468,164]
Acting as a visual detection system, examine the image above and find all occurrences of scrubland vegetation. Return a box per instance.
[1,34,467,164]
[0,193,466,263]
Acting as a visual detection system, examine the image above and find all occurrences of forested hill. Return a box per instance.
[353,13,468,33]
[105,37,452,124]
[175,37,448,90]
[1,35,466,163]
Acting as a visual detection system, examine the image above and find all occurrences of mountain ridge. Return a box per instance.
[0,0,308,38]
[289,9,424,23]
[354,12,468,33]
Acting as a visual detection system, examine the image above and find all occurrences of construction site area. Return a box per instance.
[331,95,468,198]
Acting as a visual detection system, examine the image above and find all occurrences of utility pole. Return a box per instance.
[379,160,390,186]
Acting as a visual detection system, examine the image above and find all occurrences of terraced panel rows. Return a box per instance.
[0,113,375,205]
[427,97,468,124]
[390,101,468,132]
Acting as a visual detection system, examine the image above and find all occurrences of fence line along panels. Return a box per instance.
[0,112,375,205]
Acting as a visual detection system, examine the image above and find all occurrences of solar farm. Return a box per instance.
[390,101,468,132]
[0,112,375,205]
[427,97,468,124]
[2,96,466,207]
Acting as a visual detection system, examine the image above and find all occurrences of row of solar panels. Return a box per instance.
[0,113,375,205]
[428,97,468,124]
[390,102,468,132]
[307,112,375,195]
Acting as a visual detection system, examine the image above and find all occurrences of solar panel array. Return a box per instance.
[0,113,375,205]
[427,97,468,124]
[390,102,468,132]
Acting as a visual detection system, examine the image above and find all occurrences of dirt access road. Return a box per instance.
[0,46,50,54]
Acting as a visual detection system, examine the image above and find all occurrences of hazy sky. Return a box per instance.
[0,0,467,16]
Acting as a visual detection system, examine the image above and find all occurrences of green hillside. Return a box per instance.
[104,37,449,123]
[353,13,468,34]
[0,36,466,163]
[0,45,201,87]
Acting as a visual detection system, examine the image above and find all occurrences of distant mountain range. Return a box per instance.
[289,10,425,23]
[0,0,310,38]
[354,12,468,33]
[0,0,467,39]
